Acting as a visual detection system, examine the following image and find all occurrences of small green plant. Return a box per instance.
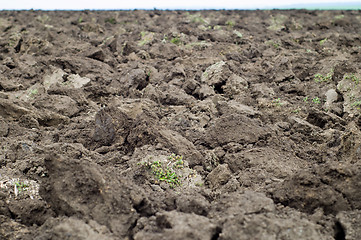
[268,14,287,31]
[170,37,181,45]
[292,108,300,113]
[272,42,280,48]
[188,13,208,25]
[105,17,116,24]
[344,73,359,85]
[36,15,50,24]
[303,96,309,102]
[168,154,184,169]
[78,16,83,23]
[233,30,243,39]
[351,99,361,109]
[195,182,204,187]
[312,97,321,104]
[150,161,180,187]
[162,34,168,43]
[226,20,235,28]
[319,38,327,46]
[138,31,154,46]
[334,15,344,20]
[267,40,280,49]
[273,98,283,106]
[28,88,38,97]
[314,69,333,83]
[314,73,323,82]
[14,181,29,192]
[141,154,184,188]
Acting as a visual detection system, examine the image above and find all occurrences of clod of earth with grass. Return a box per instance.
[139,153,203,189]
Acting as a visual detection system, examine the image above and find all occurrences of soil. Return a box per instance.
[0,9,361,240]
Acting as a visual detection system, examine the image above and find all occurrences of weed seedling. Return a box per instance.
[334,15,344,20]
[292,108,300,113]
[138,31,154,46]
[266,40,280,49]
[314,69,333,83]
[233,30,243,39]
[170,37,181,45]
[351,99,361,109]
[105,17,116,24]
[319,38,327,46]
[273,98,283,106]
[141,154,184,188]
[28,89,38,98]
[13,180,29,197]
[15,181,29,192]
[344,73,359,85]
[312,97,321,104]
[226,20,235,28]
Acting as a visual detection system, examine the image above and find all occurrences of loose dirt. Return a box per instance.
[0,9,360,239]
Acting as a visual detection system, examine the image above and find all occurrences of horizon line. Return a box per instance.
[1,2,361,11]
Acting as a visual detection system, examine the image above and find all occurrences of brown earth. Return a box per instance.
[0,9,361,240]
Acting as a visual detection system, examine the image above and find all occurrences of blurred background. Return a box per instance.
[2,0,361,10]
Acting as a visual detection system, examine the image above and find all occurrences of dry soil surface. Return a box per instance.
[0,10,361,240]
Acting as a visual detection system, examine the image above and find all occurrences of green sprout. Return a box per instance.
[319,38,327,46]
[150,162,180,188]
[168,154,184,169]
[312,97,321,104]
[138,31,154,46]
[334,15,344,20]
[15,181,29,192]
[187,13,208,25]
[268,14,287,31]
[141,154,184,188]
[266,40,280,49]
[162,35,168,43]
[226,20,235,28]
[351,99,361,109]
[105,17,116,24]
[314,69,333,83]
[170,37,181,45]
[273,98,283,106]
[195,182,204,187]
[272,42,280,48]
[233,30,243,39]
[303,96,309,102]
[292,108,300,113]
[28,88,38,97]
[344,73,359,85]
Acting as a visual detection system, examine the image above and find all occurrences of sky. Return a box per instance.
[1,0,361,10]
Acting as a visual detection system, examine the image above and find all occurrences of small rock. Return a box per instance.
[325,89,338,105]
